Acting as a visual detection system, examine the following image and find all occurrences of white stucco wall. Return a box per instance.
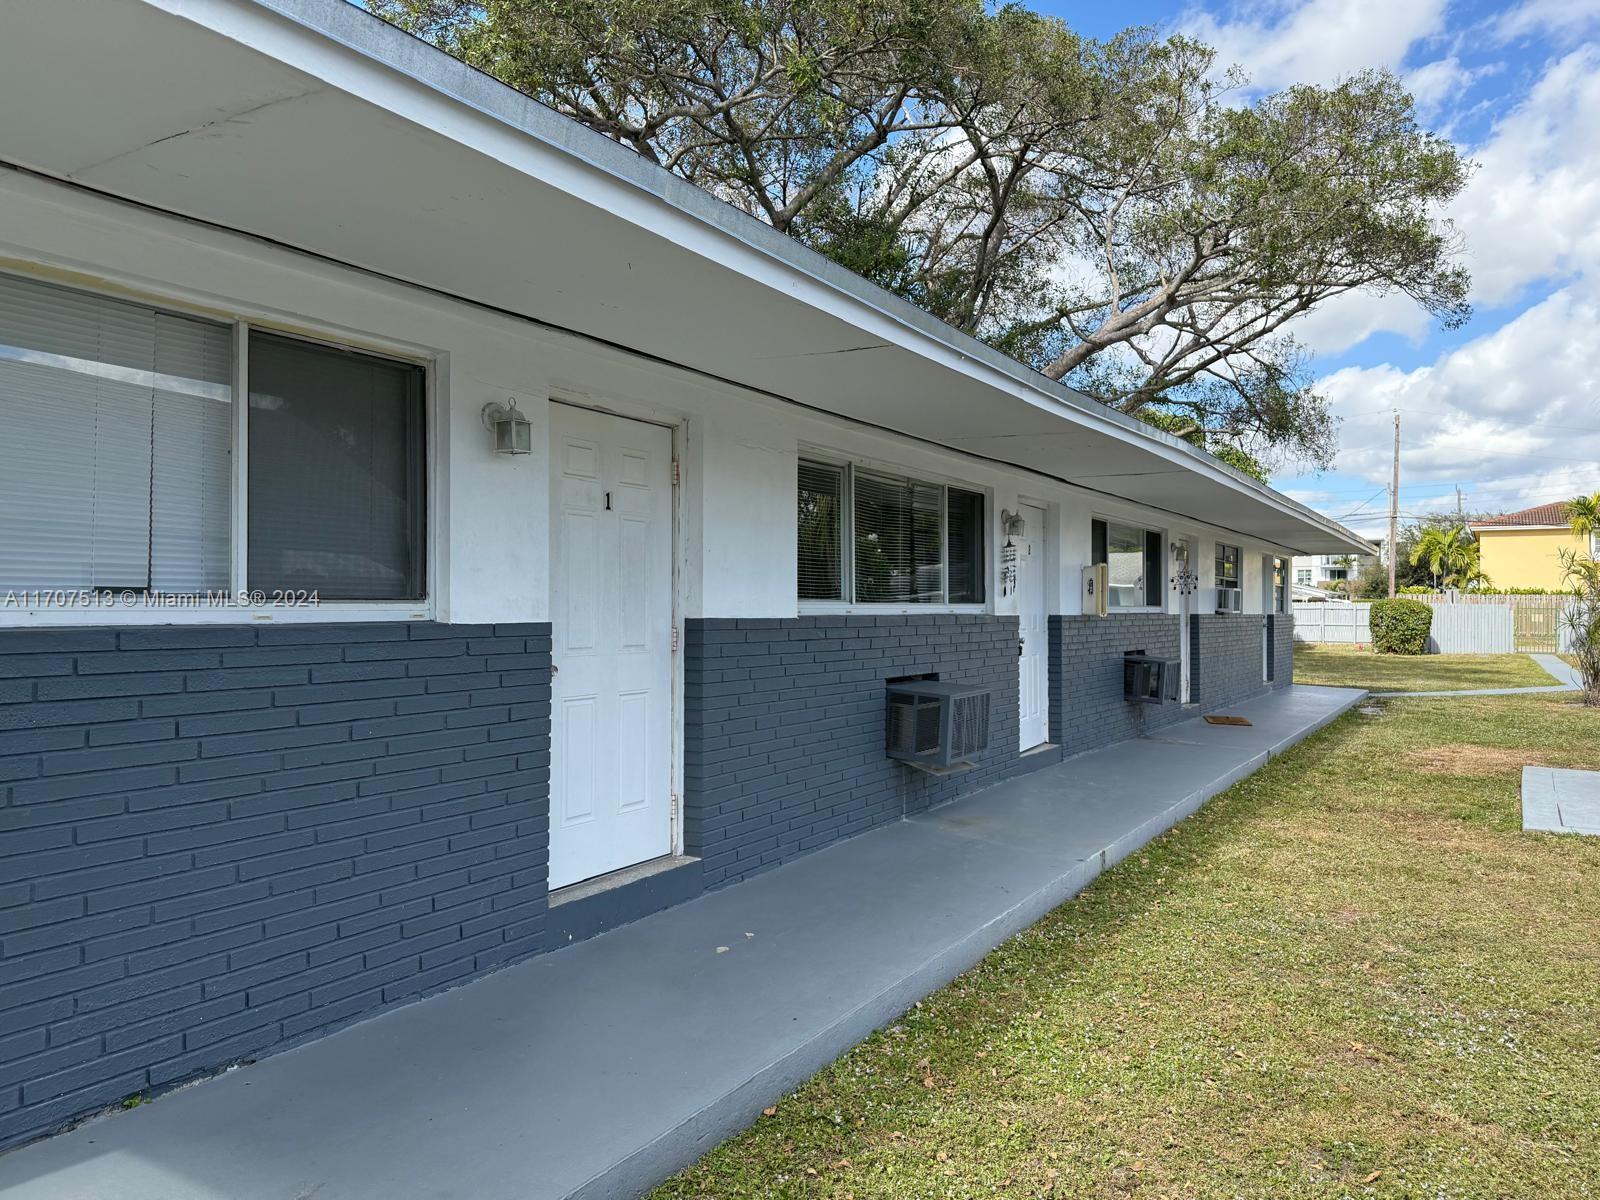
[0,170,1297,628]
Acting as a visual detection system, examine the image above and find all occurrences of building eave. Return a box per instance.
[0,0,1372,555]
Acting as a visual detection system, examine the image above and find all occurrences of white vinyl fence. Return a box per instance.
[1292,601,1518,654]
[1291,602,1369,645]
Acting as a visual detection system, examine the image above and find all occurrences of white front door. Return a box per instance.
[1017,502,1049,750]
[1174,538,1193,704]
[549,404,674,891]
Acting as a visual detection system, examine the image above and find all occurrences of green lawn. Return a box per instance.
[1294,644,1558,692]
[653,694,1600,1199]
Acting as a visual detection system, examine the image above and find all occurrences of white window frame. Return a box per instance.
[0,270,438,627]
[1092,516,1166,613]
[1215,543,1242,591]
[796,453,990,615]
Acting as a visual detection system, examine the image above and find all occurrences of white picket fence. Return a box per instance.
[1292,600,1517,654]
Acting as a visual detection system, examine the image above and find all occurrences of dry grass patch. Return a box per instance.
[1405,742,1552,774]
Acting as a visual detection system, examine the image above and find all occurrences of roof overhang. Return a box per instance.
[0,0,1372,555]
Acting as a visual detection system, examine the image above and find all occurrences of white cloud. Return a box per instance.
[1451,45,1600,307]
[1494,0,1600,42]
[1403,56,1499,120]
[1292,290,1432,357]
[1314,282,1600,519]
[1183,0,1447,90]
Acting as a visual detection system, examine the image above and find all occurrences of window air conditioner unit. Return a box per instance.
[885,680,991,773]
[1215,586,1243,614]
[1123,652,1179,705]
[1081,563,1109,617]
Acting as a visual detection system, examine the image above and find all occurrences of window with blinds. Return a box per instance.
[1091,519,1163,608]
[0,272,428,603]
[797,458,985,605]
[797,460,844,600]
[0,273,232,592]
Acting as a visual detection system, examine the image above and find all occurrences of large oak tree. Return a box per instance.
[374,0,1470,471]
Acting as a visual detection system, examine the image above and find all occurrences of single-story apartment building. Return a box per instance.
[1471,501,1597,590]
[0,0,1371,1150]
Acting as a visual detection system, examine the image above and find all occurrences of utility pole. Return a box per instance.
[1388,411,1400,598]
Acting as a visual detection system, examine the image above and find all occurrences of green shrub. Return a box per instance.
[1370,597,1432,655]
[1398,585,1436,594]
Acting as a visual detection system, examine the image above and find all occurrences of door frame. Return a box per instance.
[1016,497,1052,750]
[1173,536,1194,704]
[548,396,686,870]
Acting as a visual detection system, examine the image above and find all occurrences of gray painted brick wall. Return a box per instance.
[0,621,551,1149]
[1191,614,1271,709]
[684,615,1020,890]
[1048,614,1188,756]
[1270,614,1295,688]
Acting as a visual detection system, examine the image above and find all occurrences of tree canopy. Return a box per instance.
[372,0,1471,472]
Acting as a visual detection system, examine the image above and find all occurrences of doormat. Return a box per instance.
[1203,714,1253,726]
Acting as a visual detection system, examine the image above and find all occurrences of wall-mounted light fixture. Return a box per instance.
[481,398,532,455]
[1000,508,1027,537]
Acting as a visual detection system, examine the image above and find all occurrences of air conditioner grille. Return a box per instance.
[949,692,990,756]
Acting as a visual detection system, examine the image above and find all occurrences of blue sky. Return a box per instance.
[1037,0,1600,537]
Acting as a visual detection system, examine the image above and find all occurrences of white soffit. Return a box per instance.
[0,0,1371,555]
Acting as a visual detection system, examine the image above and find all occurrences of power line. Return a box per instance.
[1333,402,1600,436]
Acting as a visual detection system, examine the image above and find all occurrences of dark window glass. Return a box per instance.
[797,460,844,601]
[853,471,943,603]
[1091,519,1107,567]
[247,333,425,599]
[1144,530,1163,606]
[946,487,986,604]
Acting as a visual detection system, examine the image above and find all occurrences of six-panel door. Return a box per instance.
[1017,502,1049,750]
[548,404,674,890]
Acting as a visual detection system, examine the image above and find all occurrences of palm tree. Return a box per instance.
[1559,549,1600,705]
[1408,524,1486,591]
[1451,538,1492,591]
[1409,527,1458,590]
[1566,492,1600,556]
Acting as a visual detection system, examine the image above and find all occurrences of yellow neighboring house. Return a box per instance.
[1469,501,1598,590]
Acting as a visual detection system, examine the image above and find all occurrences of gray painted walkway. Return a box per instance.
[0,685,1364,1200]
[1371,652,1581,698]
[1523,765,1600,835]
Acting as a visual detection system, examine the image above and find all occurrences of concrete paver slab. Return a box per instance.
[1523,766,1600,835]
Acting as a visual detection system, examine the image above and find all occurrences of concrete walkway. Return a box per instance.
[1371,652,1581,699]
[1523,765,1600,835]
[0,685,1364,1200]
